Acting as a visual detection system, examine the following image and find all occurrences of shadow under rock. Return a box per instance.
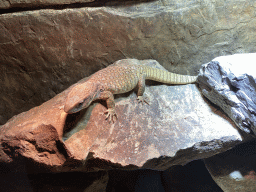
[205,138,256,178]
[0,0,158,15]
[106,160,222,192]
[0,159,222,192]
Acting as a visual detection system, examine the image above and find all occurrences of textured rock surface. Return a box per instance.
[198,53,256,135]
[1,0,256,125]
[0,87,78,171]
[0,59,244,172]
[205,139,256,192]
[0,0,93,9]
[63,60,243,171]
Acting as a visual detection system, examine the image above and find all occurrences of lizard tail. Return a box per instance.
[143,66,197,84]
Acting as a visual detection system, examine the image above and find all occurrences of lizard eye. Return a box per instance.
[100,88,104,92]
[77,100,85,108]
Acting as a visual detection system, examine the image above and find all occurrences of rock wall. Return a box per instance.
[0,0,94,9]
[1,0,256,124]
[1,1,256,191]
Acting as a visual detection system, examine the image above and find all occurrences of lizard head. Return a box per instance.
[64,82,104,114]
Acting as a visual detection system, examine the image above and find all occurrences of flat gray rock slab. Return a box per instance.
[0,59,245,172]
[64,60,243,170]
[198,53,256,135]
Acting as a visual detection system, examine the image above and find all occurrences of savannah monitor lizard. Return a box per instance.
[64,59,197,122]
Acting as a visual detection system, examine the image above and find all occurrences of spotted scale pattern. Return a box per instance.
[87,64,197,95]
[65,61,197,122]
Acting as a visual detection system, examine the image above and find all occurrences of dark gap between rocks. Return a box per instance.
[0,0,157,15]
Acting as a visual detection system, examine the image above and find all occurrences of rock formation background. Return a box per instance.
[1,0,256,191]
[1,0,255,125]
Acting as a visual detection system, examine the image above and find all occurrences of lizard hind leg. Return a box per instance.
[136,74,150,105]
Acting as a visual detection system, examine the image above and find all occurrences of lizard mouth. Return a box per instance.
[66,107,80,114]
[64,99,85,114]
[65,97,93,114]
[65,104,82,114]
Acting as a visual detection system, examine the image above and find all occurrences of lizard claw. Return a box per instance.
[101,108,117,123]
[137,96,150,105]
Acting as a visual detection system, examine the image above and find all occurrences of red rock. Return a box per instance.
[1,59,244,172]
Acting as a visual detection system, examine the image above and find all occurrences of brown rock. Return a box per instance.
[0,88,74,171]
[0,59,245,172]
[64,60,244,171]
[1,0,256,125]
[0,0,94,9]
[1,124,66,165]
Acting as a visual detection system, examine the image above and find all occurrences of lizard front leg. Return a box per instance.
[136,74,149,104]
[98,91,117,123]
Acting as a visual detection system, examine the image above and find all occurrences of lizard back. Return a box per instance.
[86,64,141,94]
[86,63,197,95]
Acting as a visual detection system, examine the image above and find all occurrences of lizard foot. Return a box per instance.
[101,108,118,123]
[137,96,150,105]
